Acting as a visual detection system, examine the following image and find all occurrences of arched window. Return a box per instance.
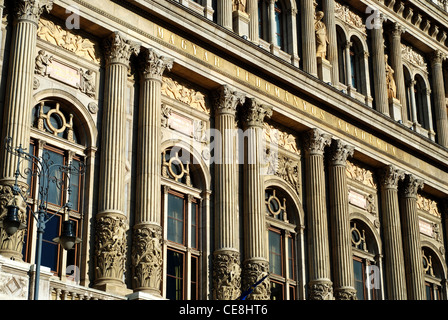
[415,74,430,130]
[336,26,347,85]
[350,220,382,300]
[349,37,364,93]
[162,147,204,300]
[423,247,444,300]
[24,100,86,279]
[266,187,298,300]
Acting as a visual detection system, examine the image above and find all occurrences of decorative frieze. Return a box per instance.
[162,76,209,114]
[416,194,441,218]
[401,44,427,72]
[37,17,100,63]
[212,250,241,300]
[346,160,377,189]
[334,1,366,34]
[263,123,299,154]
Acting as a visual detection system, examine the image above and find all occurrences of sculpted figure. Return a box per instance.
[385,55,397,99]
[233,0,247,12]
[35,50,53,76]
[315,11,329,59]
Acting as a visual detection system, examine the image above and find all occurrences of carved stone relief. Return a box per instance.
[263,122,299,154]
[346,160,377,189]
[401,44,427,72]
[334,1,366,34]
[212,250,241,300]
[37,17,100,64]
[417,194,441,218]
[161,76,209,114]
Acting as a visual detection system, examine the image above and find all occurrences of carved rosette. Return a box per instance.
[140,48,174,81]
[241,98,273,128]
[329,139,354,166]
[15,0,53,23]
[379,165,404,190]
[94,214,128,283]
[0,182,28,260]
[308,279,334,300]
[303,128,332,156]
[214,85,246,116]
[241,260,270,300]
[212,250,241,300]
[103,32,140,66]
[401,174,424,199]
[131,224,163,294]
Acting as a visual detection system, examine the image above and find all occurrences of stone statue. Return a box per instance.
[385,55,397,99]
[79,69,96,97]
[233,0,247,12]
[315,11,329,59]
[35,50,53,76]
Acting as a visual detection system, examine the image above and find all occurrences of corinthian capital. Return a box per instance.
[430,50,447,65]
[379,164,404,189]
[329,139,354,166]
[401,174,424,198]
[103,32,140,66]
[241,98,273,128]
[303,128,332,156]
[15,0,53,23]
[214,85,246,116]
[140,48,174,81]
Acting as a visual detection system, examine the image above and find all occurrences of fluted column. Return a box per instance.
[212,85,245,300]
[344,41,353,89]
[400,174,425,300]
[371,15,389,115]
[218,0,233,30]
[329,140,356,300]
[247,0,259,43]
[0,0,53,261]
[430,50,448,147]
[94,32,140,294]
[303,128,333,300]
[301,0,317,76]
[389,23,407,121]
[322,0,339,84]
[131,48,173,295]
[379,165,407,299]
[241,98,272,300]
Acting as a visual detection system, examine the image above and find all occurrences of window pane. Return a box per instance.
[288,236,294,280]
[167,250,184,300]
[270,281,283,300]
[45,149,64,206]
[191,256,198,300]
[191,202,197,249]
[353,259,365,300]
[69,159,81,211]
[41,213,61,273]
[269,230,282,276]
[425,283,432,300]
[167,194,184,244]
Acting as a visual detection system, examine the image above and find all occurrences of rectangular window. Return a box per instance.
[269,230,282,276]
[353,258,365,300]
[44,148,65,206]
[69,158,82,212]
[167,193,185,244]
[167,249,184,300]
[287,236,295,280]
[270,281,284,300]
[191,200,198,249]
[191,256,198,300]
[41,213,61,274]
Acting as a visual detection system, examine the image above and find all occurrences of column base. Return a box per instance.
[308,279,334,300]
[241,258,270,300]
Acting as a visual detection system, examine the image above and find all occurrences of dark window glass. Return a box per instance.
[41,213,61,273]
[191,201,198,249]
[269,230,282,276]
[353,259,365,300]
[191,256,198,300]
[270,281,283,300]
[167,193,184,244]
[45,149,64,206]
[167,250,184,300]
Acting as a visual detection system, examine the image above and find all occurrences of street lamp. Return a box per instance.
[0,137,84,300]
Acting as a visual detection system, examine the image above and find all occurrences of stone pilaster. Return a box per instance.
[212,85,245,300]
[430,50,448,147]
[371,15,389,116]
[94,32,140,295]
[218,0,233,30]
[241,98,272,300]
[400,174,425,300]
[301,0,317,76]
[0,0,53,261]
[379,165,407,299]
[328,140,356,300]
[322,0,338,84]
[303,128,333,300]
[131,48,173,295]
[389,23,407,121]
